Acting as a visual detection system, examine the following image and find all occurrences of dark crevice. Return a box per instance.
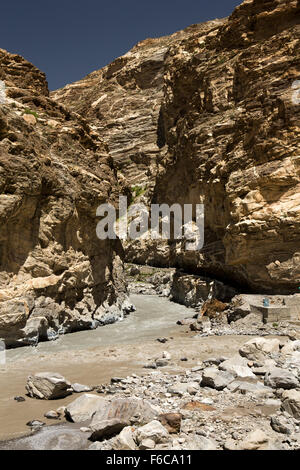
[157,108,166,149]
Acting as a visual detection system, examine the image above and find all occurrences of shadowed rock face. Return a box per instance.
[0,49,129,347]
[54,0,300,294]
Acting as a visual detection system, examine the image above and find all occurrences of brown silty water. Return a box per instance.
[0,294,257,447]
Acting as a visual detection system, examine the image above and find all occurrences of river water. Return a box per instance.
[0,295,195,443]
[5,295,193,363]
[0,294,253,448]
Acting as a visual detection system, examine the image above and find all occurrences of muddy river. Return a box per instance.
[0,294,254,448]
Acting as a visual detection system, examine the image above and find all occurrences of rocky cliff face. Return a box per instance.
[55,0,300,295]
[152,0,300,294]
[0,49,130,347]
[52,20,224,188]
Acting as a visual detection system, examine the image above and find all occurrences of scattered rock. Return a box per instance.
[44,410,61,420]
[177,319,195,326]
[201,368,235,391]
[190,317,211,333]
[135,420,169,445]
[71,383,93,393]
[239,338,280,362]
[158,413,182,433]
[226,381,270,395]
[281,390,300,419]
[113,426,137,450]
[162,351,171,360]
[26,373,72,400]
[90,398,158,441]
[238,430,270,450]
[23,113,37,126]
[219,356,256,379]
[270,415,294,435]
[281,340,300,356]
[26,420,45,429]
[155,359,169,368]
[65,394,106,423]
[111,377,123,384]
[139,438,156,450]
[264,368,299,390]
[80,427,91,433]
[144,363,157,370]
[168,382,199,396]
[185,435,218,450]
[14,396,25,403]
[203,357,227,366]
[182,401,216,412]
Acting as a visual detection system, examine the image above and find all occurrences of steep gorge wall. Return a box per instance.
[152,0,300,293]
[52,20,224,188]
[55,0,300,294]
[0,49,129,347]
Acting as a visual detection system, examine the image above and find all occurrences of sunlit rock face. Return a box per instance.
[152,0,300,293]
[54,0,300,294]
[0,49,129,347]
[51,21,225,188]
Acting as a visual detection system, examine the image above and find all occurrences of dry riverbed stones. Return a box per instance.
[26,372,72,400]
[22,336,300,450]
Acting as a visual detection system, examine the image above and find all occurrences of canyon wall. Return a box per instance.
[0,49,130,347]
[52,20,224,188]
[55,0,300,294]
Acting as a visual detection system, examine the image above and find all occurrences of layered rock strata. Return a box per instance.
[54,0,300,294]
[0,49,130,347]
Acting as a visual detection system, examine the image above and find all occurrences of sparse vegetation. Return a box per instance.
[131,185,146,198]
[24,108,38,119]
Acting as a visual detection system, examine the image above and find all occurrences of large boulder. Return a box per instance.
[89,398,158,441]
[26,373,72,400]
[281,390,300,419]
[65,394,106,422]
[201,368,235,390]
[270,414,295,435]
[113,426,137,450]
[239,338,280,361]
[264,368,299,390]
[219,355,256,379]
[135,420,169,445]
[237,430,275,451]
[281,340,300,356]
[227,380,272,395]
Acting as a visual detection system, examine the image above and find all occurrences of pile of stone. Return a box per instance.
[126,264,175,297]
[26,372,93,400]
[24,336,300,450]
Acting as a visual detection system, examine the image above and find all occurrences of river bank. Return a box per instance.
[0,294,255,444]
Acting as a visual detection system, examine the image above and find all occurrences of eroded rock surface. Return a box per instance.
[26,372,72,400]
[54,0,300,294]
[0,49,129,347]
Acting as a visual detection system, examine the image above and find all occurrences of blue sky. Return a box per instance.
[0,0,241,90]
